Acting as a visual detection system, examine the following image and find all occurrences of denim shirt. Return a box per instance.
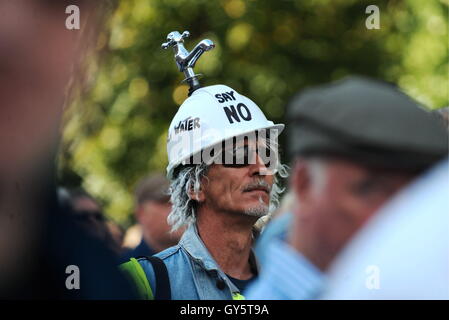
[138,224,259,300]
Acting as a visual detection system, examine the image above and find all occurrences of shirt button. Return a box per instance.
[216,279,226,290]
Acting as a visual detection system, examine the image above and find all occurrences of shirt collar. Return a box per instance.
[179,223,260,292]
[179,223,221,272]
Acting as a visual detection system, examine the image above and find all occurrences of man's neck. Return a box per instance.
[196,208,257,280]
[142,233,164,253]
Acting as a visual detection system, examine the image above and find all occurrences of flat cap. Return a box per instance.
[287,76,448,170]
[135,173,170,204]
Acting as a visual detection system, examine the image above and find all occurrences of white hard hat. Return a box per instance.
[166,84,284,179]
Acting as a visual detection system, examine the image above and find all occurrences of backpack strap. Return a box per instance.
[147,256,172,300]
[119,256,171,300]
[119,257,154,300]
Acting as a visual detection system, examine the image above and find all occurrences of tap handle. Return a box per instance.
[161,31,190,50]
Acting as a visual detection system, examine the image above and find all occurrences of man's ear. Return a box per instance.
[188,187,205,203]
[135,204,144,224]
[291,159,311,203]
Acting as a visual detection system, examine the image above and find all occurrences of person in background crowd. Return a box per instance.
[321,158,448,299]
[245,76,448,299]
[68,189,109,239]
[62,188,124,257]
[120,174,184,262]
[0,0,135,298]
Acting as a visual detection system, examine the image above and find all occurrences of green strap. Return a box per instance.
[120,258,245,300]
[119,258,154,300]
[232,293,246,300]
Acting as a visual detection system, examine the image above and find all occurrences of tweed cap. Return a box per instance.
[287,76,448,170]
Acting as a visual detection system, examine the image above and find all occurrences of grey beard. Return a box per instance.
[243,196,269,217]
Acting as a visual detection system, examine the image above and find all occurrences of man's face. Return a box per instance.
[138,200,183,249]
[0,0,89,177]
[0,0,95,286]
[71,196,109,240]
[199,139,276,218]
[293,158,414,269]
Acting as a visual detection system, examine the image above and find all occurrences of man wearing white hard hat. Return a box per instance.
[120,32,287,300]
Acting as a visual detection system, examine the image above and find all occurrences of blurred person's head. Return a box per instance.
[68,189,105,233]
[65,188,124,254]
[135,173,183,251]
[0,0,117,293]
[291,156,416,270]
[287,76,448,271]
[0,1,114,179]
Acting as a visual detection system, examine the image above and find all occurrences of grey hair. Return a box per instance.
[167,163,210,232]
[167,162,289,232]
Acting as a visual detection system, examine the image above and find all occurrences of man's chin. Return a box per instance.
[243,204,269,218]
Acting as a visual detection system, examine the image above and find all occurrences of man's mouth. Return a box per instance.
[244,186,270,194]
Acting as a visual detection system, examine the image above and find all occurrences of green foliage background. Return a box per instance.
[59,0,448,226]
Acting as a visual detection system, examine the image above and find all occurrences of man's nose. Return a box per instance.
[248,153,272,177]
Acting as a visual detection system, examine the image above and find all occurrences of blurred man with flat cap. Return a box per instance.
[246,76,448,299]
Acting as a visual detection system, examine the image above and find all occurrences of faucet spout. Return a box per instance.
[162,31,215,95]
[182,39,215,70]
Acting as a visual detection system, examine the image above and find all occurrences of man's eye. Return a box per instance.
[353,181,374,195]
[352,179,386,197]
